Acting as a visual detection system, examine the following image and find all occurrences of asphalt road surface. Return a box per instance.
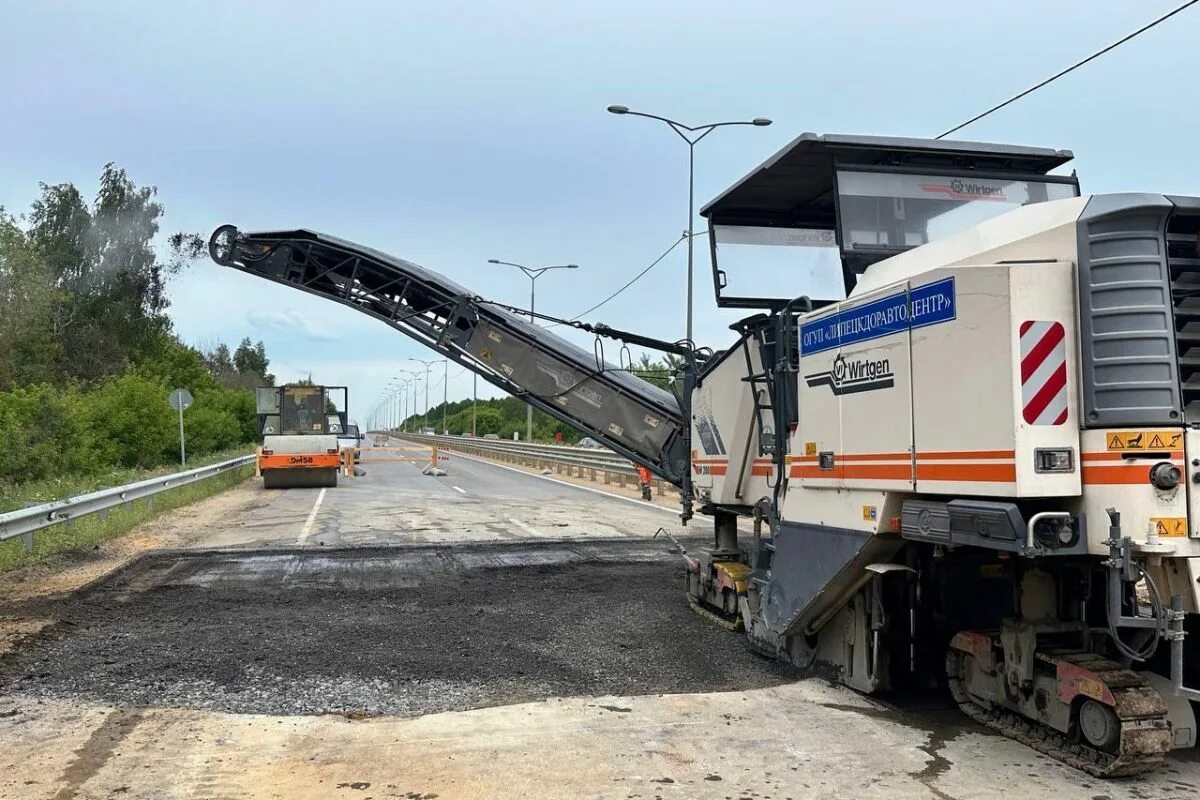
[199,438,688,550]
[1,440,1198,799]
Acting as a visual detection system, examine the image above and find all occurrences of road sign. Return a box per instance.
[168,388,194,412]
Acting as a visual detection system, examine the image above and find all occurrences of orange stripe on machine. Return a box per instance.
[1080,452,1183,485]
[786,450,1017,483]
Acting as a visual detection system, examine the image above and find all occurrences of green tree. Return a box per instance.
[233,337,273,384]
[0,210,60,390]
[0,166,270,491]
[23,164,177,382]
[204,343,235,375]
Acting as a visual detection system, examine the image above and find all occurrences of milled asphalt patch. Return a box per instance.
[0,540,799,717]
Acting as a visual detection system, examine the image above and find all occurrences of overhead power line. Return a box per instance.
[548,231,706,328]
[937,0,1199,139]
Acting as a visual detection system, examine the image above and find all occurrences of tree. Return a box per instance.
[253,341,274,385]
[21,164,177,382]
[0,210,60,390]
[233,337,274,384]
[206,343,235,375]
[0,166,269,488]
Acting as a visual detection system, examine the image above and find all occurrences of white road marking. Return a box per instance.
[297,487,327,546]
[508,517,540,537]
[450,451,679,516]
[452,485,467,494]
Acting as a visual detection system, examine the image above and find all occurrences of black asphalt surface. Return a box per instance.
[0,443,795,717]
[0,541,796,717]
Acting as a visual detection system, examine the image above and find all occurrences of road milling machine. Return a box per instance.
[210,133,1200,776]
[256,384,349,488]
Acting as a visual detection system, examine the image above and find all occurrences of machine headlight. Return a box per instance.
[1034,448,1075,473]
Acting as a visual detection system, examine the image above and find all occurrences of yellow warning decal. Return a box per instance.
[805,441,818,456]
[1104,430,1183,451]
[1078,677,1106,702]
[1150,517,1188,537]
[862,505,877,522]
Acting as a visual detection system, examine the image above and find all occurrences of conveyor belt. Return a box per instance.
[209,226,689,485]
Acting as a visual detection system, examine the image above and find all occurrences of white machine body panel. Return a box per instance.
[690,338,772,506]
[696,194,1200,564]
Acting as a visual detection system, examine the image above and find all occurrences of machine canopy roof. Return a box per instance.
[700,133,1075,229]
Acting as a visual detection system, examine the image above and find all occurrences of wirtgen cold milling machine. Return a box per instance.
[210,133,1200,775]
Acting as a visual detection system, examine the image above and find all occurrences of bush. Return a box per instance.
[84,373,177,469]
[182,400,241,456]
[0,383,98,484]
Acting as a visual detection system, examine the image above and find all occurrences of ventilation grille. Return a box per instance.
[1076,198,1181,427]
[1168,212,1200,423]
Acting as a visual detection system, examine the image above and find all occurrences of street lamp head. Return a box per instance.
[751,118,773,127]
[607,105,629,115]
[566,264,580,269]
[487,259,500,264]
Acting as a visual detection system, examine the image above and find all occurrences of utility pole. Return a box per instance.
[472,371,477,437]
[488,258,579,441]
[607,105,771,343]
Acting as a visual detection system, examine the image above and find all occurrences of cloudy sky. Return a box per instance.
[2,1,1197,424]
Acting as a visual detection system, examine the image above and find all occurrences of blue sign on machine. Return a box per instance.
[800,277,956,356]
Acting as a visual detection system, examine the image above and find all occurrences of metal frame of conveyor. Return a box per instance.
[208,226,692,493]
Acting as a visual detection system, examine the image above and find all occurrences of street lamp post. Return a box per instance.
[400,383,407,432]
[396,381,415,431]
[396,370,419,432]
[488,258,579,442]
[441,359,449,434]
[411,359,439,432]
[409,379,417,432]
[387,380,403,430]
[606,105,772,344]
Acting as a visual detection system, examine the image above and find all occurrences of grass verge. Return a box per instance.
[0,462,254,573]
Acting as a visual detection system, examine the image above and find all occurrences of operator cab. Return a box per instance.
[256,385,349,437]
[700,133,1079,308]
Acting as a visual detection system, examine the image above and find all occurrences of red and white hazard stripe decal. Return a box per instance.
[1020,320,1068,425]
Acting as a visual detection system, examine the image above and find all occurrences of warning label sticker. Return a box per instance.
[1104,430,1183,451]
[1149,517,1188,537]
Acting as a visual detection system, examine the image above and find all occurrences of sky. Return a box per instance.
[2,0,1198,425]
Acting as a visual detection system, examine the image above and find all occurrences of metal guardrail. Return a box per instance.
[0,455,256,551]
[379,432,670,494]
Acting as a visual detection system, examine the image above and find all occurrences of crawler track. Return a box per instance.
[946,650,1171,777]
[688,598,742,632]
